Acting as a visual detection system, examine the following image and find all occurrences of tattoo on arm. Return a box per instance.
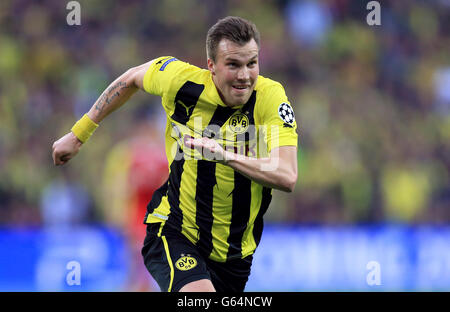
[95,81,130,113]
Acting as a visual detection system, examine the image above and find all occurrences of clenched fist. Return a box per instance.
[52,132,83,166]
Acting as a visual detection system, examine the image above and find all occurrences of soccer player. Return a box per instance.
[52,16,298,292]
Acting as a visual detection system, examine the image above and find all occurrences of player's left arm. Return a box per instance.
[187,137,297,192]
[225,145,298,192]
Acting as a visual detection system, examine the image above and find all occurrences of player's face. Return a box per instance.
[208,38,259,107]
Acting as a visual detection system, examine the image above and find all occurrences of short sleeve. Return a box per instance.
[143,56,184,96]
[258,83,298,152]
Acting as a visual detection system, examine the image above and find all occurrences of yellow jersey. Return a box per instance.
[142,56,298,262]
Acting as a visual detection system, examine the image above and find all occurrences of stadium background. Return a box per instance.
[0,0,449,291]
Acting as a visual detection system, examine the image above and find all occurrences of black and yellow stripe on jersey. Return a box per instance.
[142,56,298,263]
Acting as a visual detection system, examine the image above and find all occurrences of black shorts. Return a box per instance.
[141,222,253,292]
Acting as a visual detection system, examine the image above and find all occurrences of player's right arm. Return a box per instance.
[87,60,153,123]
[52,60,154,166]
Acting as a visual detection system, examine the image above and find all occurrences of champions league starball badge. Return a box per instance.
[278,102,295,124]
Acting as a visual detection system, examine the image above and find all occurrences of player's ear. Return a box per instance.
[207,58,215,75]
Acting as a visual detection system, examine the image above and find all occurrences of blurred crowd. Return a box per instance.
[0,0,449,230]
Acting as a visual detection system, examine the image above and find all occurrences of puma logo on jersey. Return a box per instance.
[177,100,193,116]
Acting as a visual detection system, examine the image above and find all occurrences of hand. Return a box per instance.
[52,132,83,166]
[186,137,232,163]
